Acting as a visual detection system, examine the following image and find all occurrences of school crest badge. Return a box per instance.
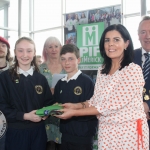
[35,85,43,94]
[74,86,82,95]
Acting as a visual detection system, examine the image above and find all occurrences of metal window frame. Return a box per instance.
[0,0,150,44]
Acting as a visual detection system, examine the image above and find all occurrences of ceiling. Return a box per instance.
[0,0,9,8]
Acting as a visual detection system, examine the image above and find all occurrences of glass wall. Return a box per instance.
[0,0,149,55]
[147,0,150,11]
[0,9,4,26]
[123,0,140,14]
[123,0,141,49]
[8,31,18,56]
[65,0,121,13]
[34,28,62,55]
[22,0,29,31]
[0,29,4,37]
[33,0,62,56]
[124,16,141,49]
[34,0,62,31]
[8,0,18,29]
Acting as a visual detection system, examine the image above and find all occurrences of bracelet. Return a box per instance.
[80,102,86,109]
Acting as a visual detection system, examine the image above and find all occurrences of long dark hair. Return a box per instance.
[99,24,134,74]
[10,37,39,80]
[6,47,11,62]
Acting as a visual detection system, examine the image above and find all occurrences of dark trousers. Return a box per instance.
[0,134,6,150]
[5,123,47,150]
[46,141,61,150]
[61,141,93,150]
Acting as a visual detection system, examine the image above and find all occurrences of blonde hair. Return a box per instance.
[42,37,61,62]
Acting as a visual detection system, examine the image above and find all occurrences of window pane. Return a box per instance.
[124,0,140,14]
[124,16,141,49]
[0,0,9,27]
[65,0,121,13]
[147,0,150,12]
[21,32,30,37]
[22,0,29,31]
[9,0,18,29]
[0,29,4,37]
[8,31,18,56]
[34,29,62,55]
[34,0,61,30]
[0,9,4,26]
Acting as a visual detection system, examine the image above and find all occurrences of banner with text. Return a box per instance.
[64,5,121,76]
[77,22,104,70]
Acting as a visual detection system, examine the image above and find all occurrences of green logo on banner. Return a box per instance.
[77,22,104,70]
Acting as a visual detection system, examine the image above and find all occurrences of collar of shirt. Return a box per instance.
[0,61,9,71]
[61,70,82,82]
[142,48,150,67]
[142,48,150,55]
[17,66,34,77]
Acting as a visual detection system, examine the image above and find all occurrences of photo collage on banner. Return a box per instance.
[64,5,121,83]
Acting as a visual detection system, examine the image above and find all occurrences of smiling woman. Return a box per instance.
[55,24,149,150]
[39,36,66,150]
[103,30,129,74]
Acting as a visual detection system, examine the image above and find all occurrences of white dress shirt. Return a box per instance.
[17,66,34,77]
[61,70,82,82]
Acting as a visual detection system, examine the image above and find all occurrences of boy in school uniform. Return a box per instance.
[54,44,98,150]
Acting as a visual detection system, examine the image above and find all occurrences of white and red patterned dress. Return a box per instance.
[88,63,149,150]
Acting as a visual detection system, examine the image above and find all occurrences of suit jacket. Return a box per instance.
[134,48,150,109]
[134,48,150,128]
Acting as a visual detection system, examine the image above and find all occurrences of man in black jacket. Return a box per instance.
[134,16,150,125]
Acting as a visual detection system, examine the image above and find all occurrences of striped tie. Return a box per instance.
[143,53,150,81]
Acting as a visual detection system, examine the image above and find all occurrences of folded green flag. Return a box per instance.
[36,104,63,117]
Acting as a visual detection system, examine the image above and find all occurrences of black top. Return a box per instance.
[0,70,54,129]
[134,48,150,128]
[134,48,150,108]
[54,73,98,144]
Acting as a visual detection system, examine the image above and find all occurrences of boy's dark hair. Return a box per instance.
[99,24,134,74]
[60,44,80,58]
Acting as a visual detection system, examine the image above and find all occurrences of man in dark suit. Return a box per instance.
[134,16,150,123]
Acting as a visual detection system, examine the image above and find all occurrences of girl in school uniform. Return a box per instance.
[0,37,54,150]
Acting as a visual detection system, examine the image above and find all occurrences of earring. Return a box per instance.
[124,48,126,50]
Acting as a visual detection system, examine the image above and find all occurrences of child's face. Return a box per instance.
[36,57,42,66]
[60,52,80,74]
[15,40,35,68]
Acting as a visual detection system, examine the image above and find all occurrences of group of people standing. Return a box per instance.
[0,15,150,150]
[65,12,88,33]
